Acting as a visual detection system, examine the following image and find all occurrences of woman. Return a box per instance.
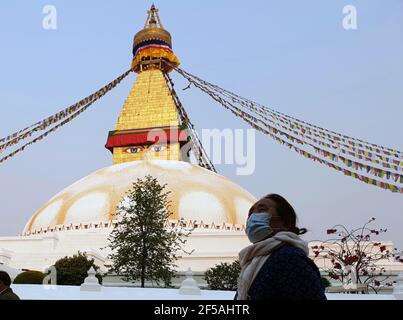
[235,194,326,300]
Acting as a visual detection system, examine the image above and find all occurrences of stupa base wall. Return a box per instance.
[0,228,250,273]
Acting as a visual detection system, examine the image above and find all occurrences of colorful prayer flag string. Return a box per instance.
[0,69,132,164]
[173,66,402,193]
[0,70,132,153]
[176,66,403,161]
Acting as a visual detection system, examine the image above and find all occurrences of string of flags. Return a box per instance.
[181,67,403,161]
[1,59,401,193]
[233,100,401,172]
[0,69,132,164]
[164,73,216,172]
[177,68,402,175]
[232,99,402,167]
[174,66,403,193]
[0,100,96,164]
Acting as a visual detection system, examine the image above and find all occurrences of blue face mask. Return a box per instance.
[245,212,274,244]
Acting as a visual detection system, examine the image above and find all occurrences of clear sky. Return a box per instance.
[0,1,402,247]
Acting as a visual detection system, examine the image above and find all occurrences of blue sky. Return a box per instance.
[0,1,402,246]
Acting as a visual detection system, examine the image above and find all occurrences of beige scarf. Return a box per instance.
[236,231,309,300]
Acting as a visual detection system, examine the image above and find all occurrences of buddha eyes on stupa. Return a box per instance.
[124,145,166,154]
[125,147,143,154]
[150,145,166,153]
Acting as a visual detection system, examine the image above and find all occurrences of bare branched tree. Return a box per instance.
[311,218,403,294]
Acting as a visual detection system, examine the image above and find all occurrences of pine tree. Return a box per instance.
[108,175,191,288]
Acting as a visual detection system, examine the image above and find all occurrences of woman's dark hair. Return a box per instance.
[263,193,307,235]
[0,271,12,287]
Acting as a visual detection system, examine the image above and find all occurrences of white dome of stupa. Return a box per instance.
[23,160,256,235]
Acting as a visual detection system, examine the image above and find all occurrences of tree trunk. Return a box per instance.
[141,238,146,288]
[141,275,145,288]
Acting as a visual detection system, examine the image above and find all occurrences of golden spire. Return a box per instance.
[144,4,164,29]
[105,5,186,165]
[131,4,180,73]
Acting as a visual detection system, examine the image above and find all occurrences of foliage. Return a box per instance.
[321,277,331,288]
[311,218,403,293]
[205,261,241,291]
[53,252,102,286]
[13,271,45,285]
[108,175,192,288]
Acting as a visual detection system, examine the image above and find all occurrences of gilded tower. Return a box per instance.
[105,5,186,164]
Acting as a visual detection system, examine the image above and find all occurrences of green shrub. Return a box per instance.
[321,277,331,288]
[14,271,45,285]
[204,261,241,291]
[53,252,102,286]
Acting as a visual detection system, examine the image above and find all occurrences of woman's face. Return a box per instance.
[248,198,289,231]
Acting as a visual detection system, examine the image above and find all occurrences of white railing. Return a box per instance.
[23,219,247,236]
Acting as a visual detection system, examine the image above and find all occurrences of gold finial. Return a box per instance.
[144,4,164,29]
[132,4,180,73]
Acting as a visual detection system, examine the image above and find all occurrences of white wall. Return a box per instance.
[0,228,250,272]
[10,284,396,300]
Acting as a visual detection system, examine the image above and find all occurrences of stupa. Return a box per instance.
[0,5,255,274]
